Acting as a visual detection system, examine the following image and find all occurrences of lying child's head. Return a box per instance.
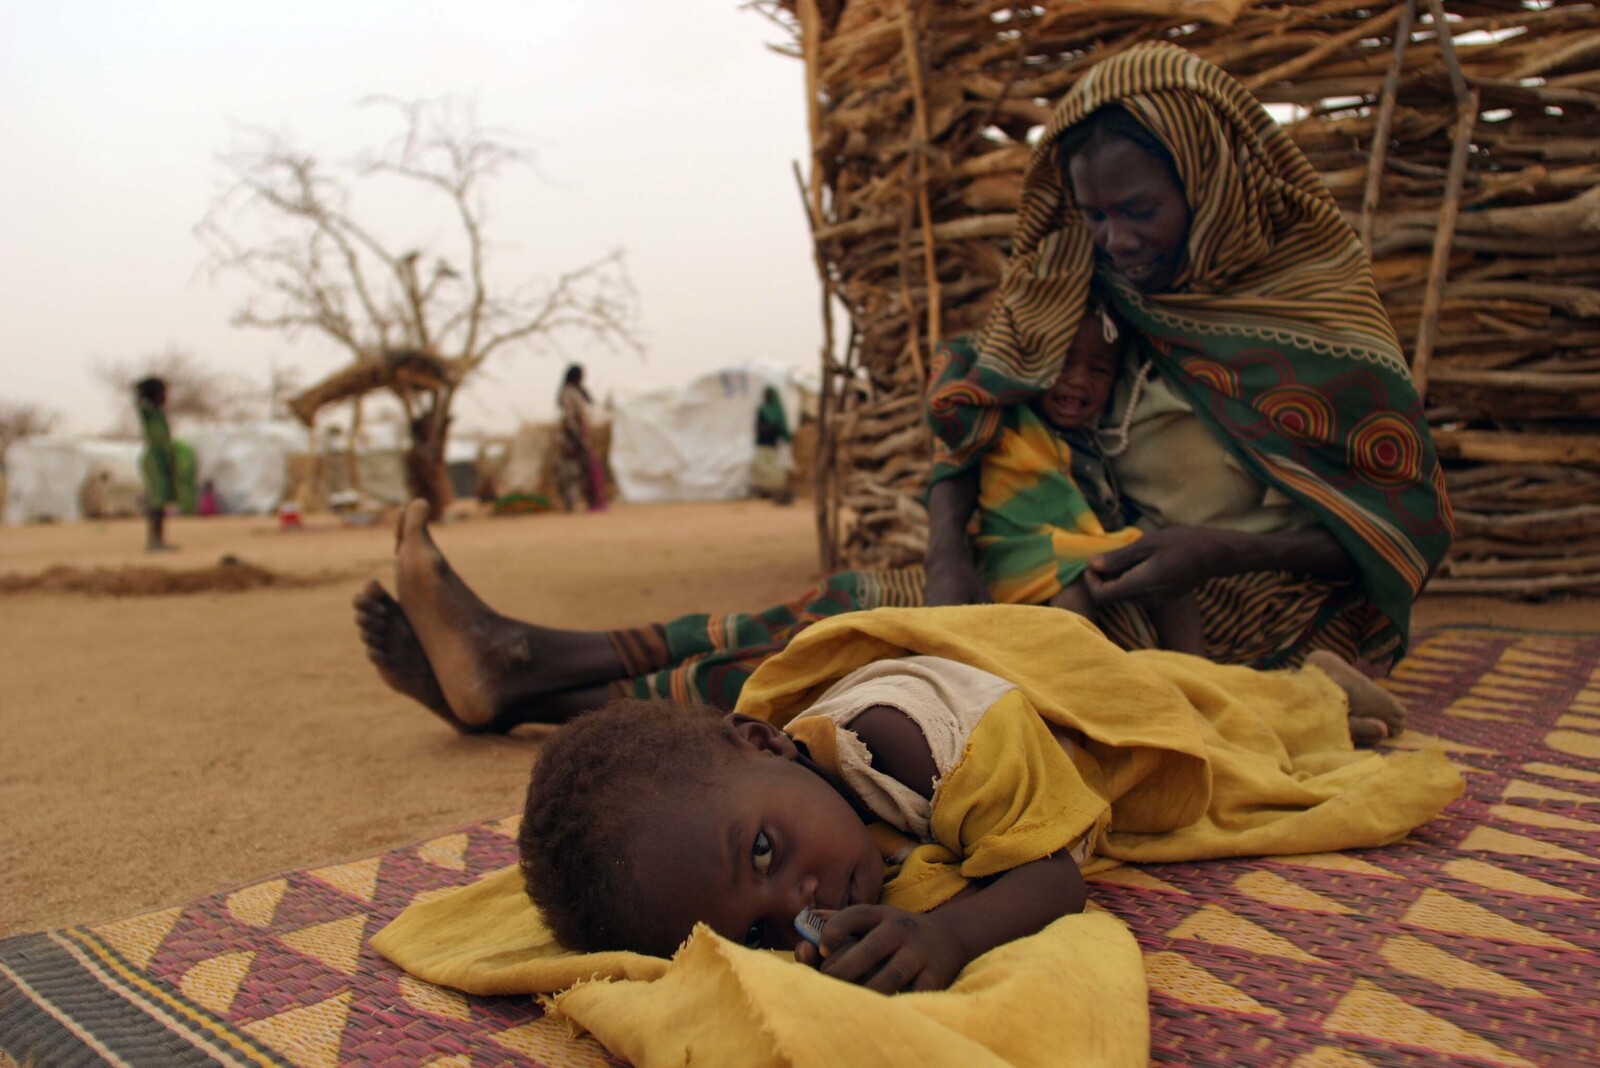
[519,699,885,958]
[1035,292,1124,432]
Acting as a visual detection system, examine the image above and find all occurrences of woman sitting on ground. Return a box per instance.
[924,41,1452,671]
[353,43,1450,735]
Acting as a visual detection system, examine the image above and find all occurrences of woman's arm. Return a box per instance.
[1048,577,1097,619]
[1085,525,1357,607]
[923,467,993,606]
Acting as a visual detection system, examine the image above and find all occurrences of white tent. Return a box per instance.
[609,365,802,503]
[185,420,309,516]
[3,437,144,525]
[3,421,312,524]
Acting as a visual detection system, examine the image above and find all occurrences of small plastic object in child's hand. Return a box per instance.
[793,907,828,947]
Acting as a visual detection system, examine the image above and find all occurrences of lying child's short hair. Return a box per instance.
[518,698,730,952]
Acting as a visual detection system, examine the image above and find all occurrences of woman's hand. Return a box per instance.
[795,905,967,993]
[1086,525,1358,607]
[1084,526,1227,606]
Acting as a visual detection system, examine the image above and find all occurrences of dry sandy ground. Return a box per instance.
[2,502,1595,938]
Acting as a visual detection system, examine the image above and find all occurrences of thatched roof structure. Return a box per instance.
[759,0,1600,594]
[287,349,454,427]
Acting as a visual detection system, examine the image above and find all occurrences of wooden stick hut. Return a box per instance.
[757,0,1600,594]
[286,348,458,510]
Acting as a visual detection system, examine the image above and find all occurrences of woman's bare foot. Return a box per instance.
[1306,649,1408,747]
[353,580,458,726]
[392,500,626,730]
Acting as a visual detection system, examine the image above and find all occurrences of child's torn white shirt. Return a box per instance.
[792,655,1093,866]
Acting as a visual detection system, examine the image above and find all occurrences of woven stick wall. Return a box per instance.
[757,0,1600,595]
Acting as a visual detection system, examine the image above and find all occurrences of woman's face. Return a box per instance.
[1065,137,1190,293]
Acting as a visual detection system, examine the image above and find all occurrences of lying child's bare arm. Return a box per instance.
[848,704,939,798]
[805,704,1087,992]
[807,850,1086,993]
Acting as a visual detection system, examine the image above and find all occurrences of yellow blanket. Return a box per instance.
[372,606,1463,1068]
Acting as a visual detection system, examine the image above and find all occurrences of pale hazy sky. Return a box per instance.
[0,1,820,435]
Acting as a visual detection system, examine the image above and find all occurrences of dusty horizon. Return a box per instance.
[1,2,822,439]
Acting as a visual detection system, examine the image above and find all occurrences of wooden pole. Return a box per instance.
[346,395,365,493]
[1425,0,1472,104]
[1411,0,1479,400]
[899,0,942,358]
[897,209,927,386]
[792,160,841,572]
[1359,0,1415,254]
[794,0,840,570]
[796,0,824,223]
[1412,92,1478,400]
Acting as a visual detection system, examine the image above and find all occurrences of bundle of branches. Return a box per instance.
[755,0,1600,594]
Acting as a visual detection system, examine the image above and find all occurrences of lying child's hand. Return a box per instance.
[794,851,1088,994]
[797,904,966,993]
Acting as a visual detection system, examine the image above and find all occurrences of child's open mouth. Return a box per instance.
[1047,396,1094,425]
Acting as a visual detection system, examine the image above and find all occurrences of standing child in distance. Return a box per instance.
[135,376,178,552]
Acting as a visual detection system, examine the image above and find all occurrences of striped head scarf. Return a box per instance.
[926,42,1453,659]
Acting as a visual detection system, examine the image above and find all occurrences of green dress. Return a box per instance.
[138,404,197,514]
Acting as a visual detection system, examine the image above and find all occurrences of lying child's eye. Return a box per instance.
[743,922,766,948]
[752,831,774,874]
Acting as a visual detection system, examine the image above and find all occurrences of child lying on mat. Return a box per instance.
[974,283,1203,654]
[518,609,1436,995]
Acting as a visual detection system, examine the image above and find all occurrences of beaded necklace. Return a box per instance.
[1088,300,1151,460]
[1094,358,1152,459]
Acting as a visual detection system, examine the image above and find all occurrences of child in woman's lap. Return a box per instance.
[981,291,1202,652]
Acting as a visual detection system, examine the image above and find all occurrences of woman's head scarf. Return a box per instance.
[927,42,1453,658]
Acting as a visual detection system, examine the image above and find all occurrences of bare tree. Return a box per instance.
[198,97,640,513]
[0,401,61,468]
[263,358,304,422]
[94,346,257,435]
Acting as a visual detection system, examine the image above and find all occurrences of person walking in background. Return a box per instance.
[749,385,794,505]
[134,376,191,551]
[556,364,606,513]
